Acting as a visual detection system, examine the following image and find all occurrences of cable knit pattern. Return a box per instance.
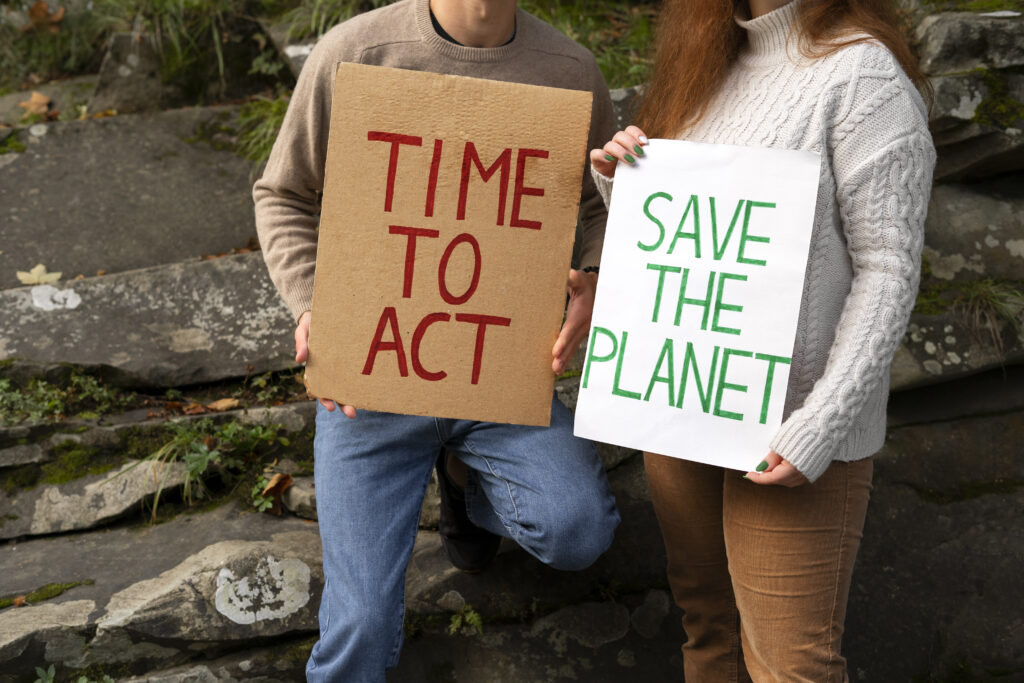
[593,1,935,482]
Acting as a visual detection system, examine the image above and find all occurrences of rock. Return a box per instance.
[531,602,631,650]
[282,476,316,520]
[888,364,1024,426]
[89,33,169,114]
[847,474,1023,680]
[0,600,96,672]
[922,175,1024,282]
[0,107,257,289]
[0,459,187,540]
[933,120,1024,182]
[0,443,48,468]
[260,19,316,78]
[890,309,1023,391]
[0,76,98,126]
[240,402,316,434]
[393,594,686,683]
[119,638,312,683]
[878,409,1024,499]
[916,12,1024,75]
[0,501,321,677]
[630,590,671,640]
[0,253,296,387]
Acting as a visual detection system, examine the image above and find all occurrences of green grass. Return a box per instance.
[111,417,292,520]
[237,91,290,163]
[0,11,106,92]
[0,373,135,427]
[519,0,656,88]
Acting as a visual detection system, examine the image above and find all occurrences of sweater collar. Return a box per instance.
[735,1,801,67]
[415,0,524,63]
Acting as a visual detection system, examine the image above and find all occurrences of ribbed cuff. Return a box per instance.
[284,280,315,323]
[769,417,833,483]
[590,167,614,209]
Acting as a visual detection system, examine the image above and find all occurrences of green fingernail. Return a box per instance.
[742,475,751,481]
[756,460,768,472]
[634,144,644,156]
[624,153,635,164]
[604,153,615,162]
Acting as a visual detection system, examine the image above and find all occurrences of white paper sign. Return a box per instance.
[574,140,821,471]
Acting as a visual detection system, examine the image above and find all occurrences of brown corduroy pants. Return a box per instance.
[643,453,873,683]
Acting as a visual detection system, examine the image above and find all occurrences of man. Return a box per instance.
[253,0,618,679]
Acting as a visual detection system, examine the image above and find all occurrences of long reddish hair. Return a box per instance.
[636,0,929,138]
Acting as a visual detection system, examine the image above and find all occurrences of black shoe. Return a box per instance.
[435,449,501,573]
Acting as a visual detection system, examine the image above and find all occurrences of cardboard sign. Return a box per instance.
[574,140,820,470]
[305,63,593,426]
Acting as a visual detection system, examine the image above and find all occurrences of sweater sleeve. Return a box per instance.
[577,60,615,270]
[770,77,935,482]
[252,43,335,321]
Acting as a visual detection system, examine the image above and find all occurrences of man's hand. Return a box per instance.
[745,450,808,487]
[295,311,357,419]
[552,269,599,375]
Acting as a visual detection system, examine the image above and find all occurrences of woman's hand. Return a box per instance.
[590,125,649,178]
[745,450,808,487]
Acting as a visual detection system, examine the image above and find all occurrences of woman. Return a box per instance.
[590,1,934,680]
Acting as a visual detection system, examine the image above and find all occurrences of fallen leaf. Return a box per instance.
[17,91,50,116]
[260,472,293,516]
[13,596,26,607]
[164,401,183,413]
[23,2,65,33]
[96,270,106,276]
[16,263,61,285]
[207,397,241,412]
[90,109,117,119]
[182,403,207,415]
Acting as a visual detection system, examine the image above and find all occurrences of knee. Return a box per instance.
[524,495,620,571]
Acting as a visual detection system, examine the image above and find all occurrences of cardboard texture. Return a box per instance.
[574,140,821,471]
[305,63,593,426]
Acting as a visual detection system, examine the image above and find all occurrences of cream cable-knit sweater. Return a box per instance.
[593,2,935,482]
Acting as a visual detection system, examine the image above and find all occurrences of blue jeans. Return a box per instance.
[305,396,620,682]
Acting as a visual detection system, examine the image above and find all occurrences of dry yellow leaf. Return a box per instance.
[16,263,61,285]
[206,397,241,412]
[17,91,50,116]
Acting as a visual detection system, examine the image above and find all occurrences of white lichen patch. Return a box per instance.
[922,246,985,280]
[924,341,937,355]
[923,359,943,375]
[1006,239,1024,259]
[984,235,1000,248]
[947,352,962,365]
[31,285,82,311]
[214,555,311,625]
[950,91,983,120]
[945,336,956,344]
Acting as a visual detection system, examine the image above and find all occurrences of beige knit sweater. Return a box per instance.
[593,2,936,481]
[253,0,614,322]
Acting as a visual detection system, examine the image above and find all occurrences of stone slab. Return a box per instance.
[0,459,187,540]
[916,12,1024,75]
[0,252,296,387]
[888,363,1024,427]
[0,501,321,678]
[890,309,1024,391]
[922,174,1024,282]
[0,106,256,289]
[0,76,98,126]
